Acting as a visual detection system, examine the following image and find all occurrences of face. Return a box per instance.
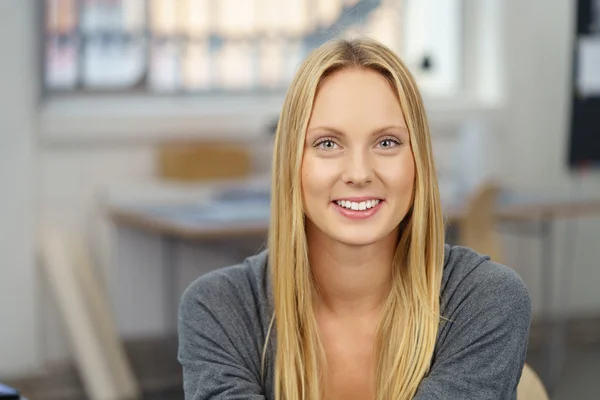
[301,67,415,247]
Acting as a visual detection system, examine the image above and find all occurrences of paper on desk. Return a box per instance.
[577,36,600,97]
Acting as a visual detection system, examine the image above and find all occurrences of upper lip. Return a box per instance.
[332,197,383,202]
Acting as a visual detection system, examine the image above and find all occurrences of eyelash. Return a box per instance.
[313,136,403,150]
[313,137,339,150]
[377,136,402,148]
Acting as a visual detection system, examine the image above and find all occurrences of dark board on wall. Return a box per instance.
[568,0,600,168]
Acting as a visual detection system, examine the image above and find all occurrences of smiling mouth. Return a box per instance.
[334,199,381,211]
[331,199,384,220]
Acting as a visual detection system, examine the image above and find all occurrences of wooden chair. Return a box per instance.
[518,363,549,400]
[458,181,504,264]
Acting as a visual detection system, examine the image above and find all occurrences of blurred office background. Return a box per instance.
[1,0,600,399]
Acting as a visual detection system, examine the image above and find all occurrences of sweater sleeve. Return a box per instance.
[178,268,267,400]
[414,260,532,400]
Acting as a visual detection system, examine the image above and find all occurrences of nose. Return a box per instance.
[341,148,373,186]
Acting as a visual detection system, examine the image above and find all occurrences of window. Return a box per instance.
[43,0,462,98]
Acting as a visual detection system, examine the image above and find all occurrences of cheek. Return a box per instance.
[301,159,324,220]
[381,154,415,192]
[301,156,339,208]
[301,157,312,189]
[301,157,320,204]
[302,157,328,190]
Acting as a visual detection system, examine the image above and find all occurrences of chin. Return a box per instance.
[329,229,386,247]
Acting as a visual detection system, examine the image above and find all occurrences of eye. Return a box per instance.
[377,136,402,149]
[314,138,340,150]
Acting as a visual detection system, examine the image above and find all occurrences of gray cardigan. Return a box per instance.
[178,244,531,399]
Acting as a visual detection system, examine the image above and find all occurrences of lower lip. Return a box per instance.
[332,201,384,220]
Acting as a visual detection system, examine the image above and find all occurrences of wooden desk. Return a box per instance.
[109,207,269,240]
[107,189,600,237]
[107,177,272,239]
[495,196,600,222]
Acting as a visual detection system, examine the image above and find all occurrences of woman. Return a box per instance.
[178,38,531,400]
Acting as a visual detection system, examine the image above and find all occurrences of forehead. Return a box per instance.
[308,67,406,129]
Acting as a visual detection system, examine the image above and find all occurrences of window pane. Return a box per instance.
[317,0,343,27]
[216,41,255,90]
[82,37,146,88]
[46,0,77,34]
[81,0,123,32]
[122,0,146,32]
[149,0,179,35]
[148,40,182,92]
[45,36,79,89]
[364,1,402,53]
[282,40,306,82]
[256,0,282,35]
[216,0,256,37]
[258,39,285,88]
[182,40,211,90]
[281,0,311,36]
[45,0,78,89]
[183,0,211,37]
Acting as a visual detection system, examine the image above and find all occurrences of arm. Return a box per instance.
[414,262,532,400]
[178,275,267,400]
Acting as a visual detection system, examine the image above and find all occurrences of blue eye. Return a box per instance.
[378,137,401,149]
[315,139,339,150]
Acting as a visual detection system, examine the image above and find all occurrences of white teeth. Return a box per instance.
[335,199,380,210]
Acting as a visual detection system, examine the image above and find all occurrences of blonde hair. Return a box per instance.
[265,37,445,400]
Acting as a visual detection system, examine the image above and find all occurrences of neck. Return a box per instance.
[306,223,398,317]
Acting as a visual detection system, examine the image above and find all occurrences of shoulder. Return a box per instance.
[178,249,272,333]
[440,244,531,321]
[417,246,532,399]
[178,250,273,397]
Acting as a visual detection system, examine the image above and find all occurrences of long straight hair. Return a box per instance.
[266,37,445,400]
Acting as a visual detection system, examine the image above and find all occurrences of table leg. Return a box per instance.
[546,216,578,395]
[540,218,553,322]
[538,219,553,388]
[162,235,178,335]
[539,217,567,395]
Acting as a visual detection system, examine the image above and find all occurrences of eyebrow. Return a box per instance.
[306,125,409,137]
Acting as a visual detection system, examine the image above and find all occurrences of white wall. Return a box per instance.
[0,0,40,377]
[2,0,600,377]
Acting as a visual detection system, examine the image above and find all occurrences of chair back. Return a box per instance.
[458,181,504,263]
[517,363,549,400]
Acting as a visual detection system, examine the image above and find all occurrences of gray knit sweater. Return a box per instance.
[178,244,531,399]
